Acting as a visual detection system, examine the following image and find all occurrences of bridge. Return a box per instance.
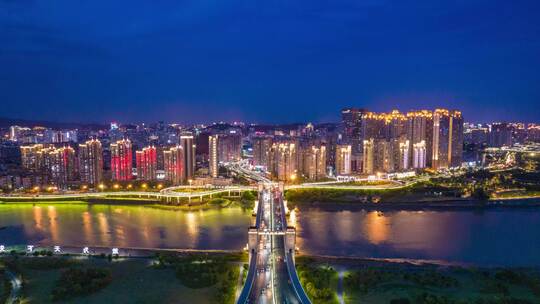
[237,183,311,304]
[0,186,255,203]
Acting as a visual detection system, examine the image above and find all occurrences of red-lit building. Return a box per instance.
[136,146,157,181]
[110,139,133,181]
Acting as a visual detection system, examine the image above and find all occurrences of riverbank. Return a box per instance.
[285,187,540,210]
[0,194,255,211]
[2,250,540,304]
[296,255,540,304]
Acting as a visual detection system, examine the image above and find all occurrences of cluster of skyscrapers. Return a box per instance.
[339,108,464,174]
[17,135,195,189]
[0,106,475,190]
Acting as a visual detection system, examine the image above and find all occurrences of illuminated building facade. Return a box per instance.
[110,139,133,181]
[300,143,326,180]
[335,144,351,175]
[163,146,184,185]
[268,140,298,181]
[208,135,218,178]
[136,146,157,181]
[432,109,463,169]
[406,110,433,168]
[79,139,103,186]
[180,133,196,181]
[47,146,77,188]
[488,123,513,147]
[215,132,242,163]
[413,140,427,169]
[341,108,368,154]
[20,144,46,172]
[252,136,272,168]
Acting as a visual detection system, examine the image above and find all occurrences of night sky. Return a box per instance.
[1,0,539,124]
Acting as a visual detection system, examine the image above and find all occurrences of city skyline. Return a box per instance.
[1,1,540,124]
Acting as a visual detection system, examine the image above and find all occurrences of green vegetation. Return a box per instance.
[238,191,257,209]
[0,264,11,304]
[51,267,112,301]
[1,254,242,304]
[340,260,540,304]
[285,181,462,206]
[155,253,243,304]
[296,257,339,304]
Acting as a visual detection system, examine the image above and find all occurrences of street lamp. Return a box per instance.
[98,184,105,191]
[188,179,193,188]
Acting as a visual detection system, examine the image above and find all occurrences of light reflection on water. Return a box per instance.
[295,206,540,266]
[0,204,252,250]
[1,203,540,266]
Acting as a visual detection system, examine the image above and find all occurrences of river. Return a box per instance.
[1,202,539,266]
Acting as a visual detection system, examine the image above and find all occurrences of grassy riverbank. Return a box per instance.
[285,184,540,209]
[297,256,540,304]
[0,252,246,304]
[0,190,257,211]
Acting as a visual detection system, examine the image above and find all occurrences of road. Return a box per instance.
[238,185,310,304]
[5,269,22,304]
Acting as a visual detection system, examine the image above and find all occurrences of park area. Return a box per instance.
[296,257,540,304]
[0,253,243,304]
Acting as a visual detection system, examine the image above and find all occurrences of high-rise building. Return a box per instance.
[341,108,368,154]
[136,146,157,181]
[488,123,513,147]
[269,139,298,181]
[110,139,133,181]
[208,135,218,178]
[216,132,242,163]
[252,136,272,168]
[432,109,463,169]
[163,146,184,185]
[300,144,326,180]
[449,110,464,167]
[362,139,375,174]
[79,139,103,186]
[20,144,46,172]
[413,140,427,169]
[335,144,352,175]
[47,146,77,189]
[406,110,433,167]
[180,133,196,181]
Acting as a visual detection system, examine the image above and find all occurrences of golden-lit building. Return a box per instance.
[300,143,326,180]
[163,145,184,185]
[268,139,298,181]
[335,144,352,175]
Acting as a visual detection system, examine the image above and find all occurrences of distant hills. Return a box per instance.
[0,117,107,130]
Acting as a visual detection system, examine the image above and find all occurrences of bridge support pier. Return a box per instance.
[285,227,296,258]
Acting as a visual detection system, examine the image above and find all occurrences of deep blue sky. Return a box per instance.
[1,0,539,124]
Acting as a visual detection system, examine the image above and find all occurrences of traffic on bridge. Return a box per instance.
[237,183,311,304]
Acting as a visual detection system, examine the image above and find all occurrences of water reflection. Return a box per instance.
[363,211,390,245]
[0,204,251,251]
[1,203,540,266]
[295,206,540,266]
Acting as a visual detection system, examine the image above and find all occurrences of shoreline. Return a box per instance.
[289,196,540,211]
[2,246,539,269]
[1,194,540,210]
